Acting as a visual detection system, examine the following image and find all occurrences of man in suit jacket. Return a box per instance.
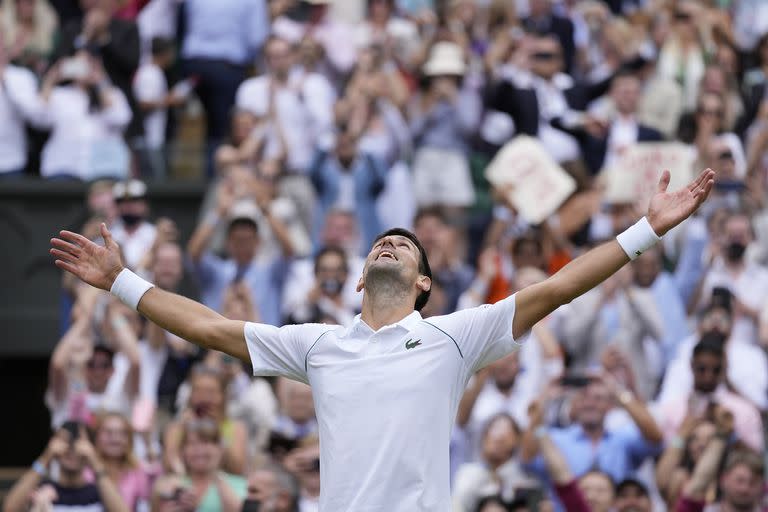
[523,0,576,74]
[486,35,614,162]
[53,0,142,138]
[553,71,664,175]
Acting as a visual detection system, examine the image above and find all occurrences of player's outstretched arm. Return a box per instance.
[50,224,249,361]
[512,168,715,340]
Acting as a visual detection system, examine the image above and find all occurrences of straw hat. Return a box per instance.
[422,42,466,77]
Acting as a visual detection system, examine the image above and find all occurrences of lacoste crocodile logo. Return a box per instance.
[405,338,422,350]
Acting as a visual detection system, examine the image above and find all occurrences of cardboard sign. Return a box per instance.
[485,136,577,224]
[602,143,696,207]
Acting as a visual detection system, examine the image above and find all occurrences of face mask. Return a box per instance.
[725,241,746,262]
[320,278,344,296]
[120,213,143,228]
[241,499,261,512]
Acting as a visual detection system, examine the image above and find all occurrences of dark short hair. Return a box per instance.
[151,37,174,56]
[692,332,726,359]
[91,344,115,362]
[723,450,765,479]
[372,228,432,311]
[314,246,348,275]
[413,207,447,228]
[227,217,258,236]
[615,478,649,497]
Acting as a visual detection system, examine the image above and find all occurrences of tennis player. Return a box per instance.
[50,169,714,511]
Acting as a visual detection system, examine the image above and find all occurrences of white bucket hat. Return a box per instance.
[422,42,466,77]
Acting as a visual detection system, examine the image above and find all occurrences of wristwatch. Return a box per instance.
[617,390,634,406]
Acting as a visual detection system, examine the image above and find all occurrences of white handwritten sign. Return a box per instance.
[485,136,577,224]
[603,143,696,208]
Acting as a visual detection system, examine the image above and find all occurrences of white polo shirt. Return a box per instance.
[244,293,528,511]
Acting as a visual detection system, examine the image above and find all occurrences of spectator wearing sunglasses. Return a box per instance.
[656,333,764,452]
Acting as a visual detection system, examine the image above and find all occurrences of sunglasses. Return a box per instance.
[532,52,560,61]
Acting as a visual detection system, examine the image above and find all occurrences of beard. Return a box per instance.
[364,261,411,304]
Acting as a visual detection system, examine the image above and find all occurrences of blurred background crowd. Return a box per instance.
[2,0,768,511]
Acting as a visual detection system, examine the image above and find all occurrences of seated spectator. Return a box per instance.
[282,210,365,321]
[656,416,717,508]
[47,290,140,428]
[413,208,474,313]
[164,366,248,475]
[452,413,537,512]
[308,125,388,253]
[110,180,158,271]
[557,263,664,399]
[693,210,768,346]
[176,419,247,511]
[658,303,768,411]
[285,246,355,325]
[1,0,58,73]
[187,192,291,326]
[4,421,128,512]
[656,333,764,452]
[281,436,320,512]
[243,464,300,512]
[92,412,153,510]
[522,373,663,484]
[31,54,132,180]
[673,410,761,512]
[52,0,141,138]
[133,37,187,180]
[273,377,317,442]
[410,41,480,210]
[0,43,40,177]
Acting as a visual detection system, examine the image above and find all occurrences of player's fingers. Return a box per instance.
[657,169,671,193]
[100,223,115,249]
[50,248,78,263]
[59,230,92,248]
[51,237,82,256]
[54,259,79,275]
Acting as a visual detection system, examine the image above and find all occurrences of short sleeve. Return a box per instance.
[133,67,164,101]
[428,293,530,374]
[244,322,333,384]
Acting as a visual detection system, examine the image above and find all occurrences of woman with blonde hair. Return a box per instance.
[92,412,155,510]
[1,0,58,72]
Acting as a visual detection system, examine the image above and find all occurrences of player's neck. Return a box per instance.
[360,294,415,331]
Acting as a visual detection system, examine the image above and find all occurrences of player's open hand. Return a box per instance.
[50,223,124,291]
[647,168,715,236]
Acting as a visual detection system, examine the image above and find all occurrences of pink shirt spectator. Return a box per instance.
[657,387,764,452]
[86,466,154,510]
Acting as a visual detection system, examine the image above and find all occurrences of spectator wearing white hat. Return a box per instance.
[409,41,481,210]
[110,179,158,271]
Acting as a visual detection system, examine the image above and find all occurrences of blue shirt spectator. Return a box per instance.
[181,0,269,65]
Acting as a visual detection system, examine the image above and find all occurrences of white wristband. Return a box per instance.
[616,217,661,260]
[110,268,155,311]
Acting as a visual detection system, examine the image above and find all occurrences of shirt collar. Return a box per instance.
[345,310,423,338]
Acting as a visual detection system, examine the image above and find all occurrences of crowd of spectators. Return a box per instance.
[3,0,768,511]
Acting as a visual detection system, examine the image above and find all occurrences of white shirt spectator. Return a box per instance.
[138,339,167,401]
[235,69,335,173]
[28,85,132,180]
[657,334,768,410]
[133,62,168,149]
[700,259,768,345]
[281,255,364,323]
[0,64,38,174]
[111,221,158,270]
[604,115,639,169]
